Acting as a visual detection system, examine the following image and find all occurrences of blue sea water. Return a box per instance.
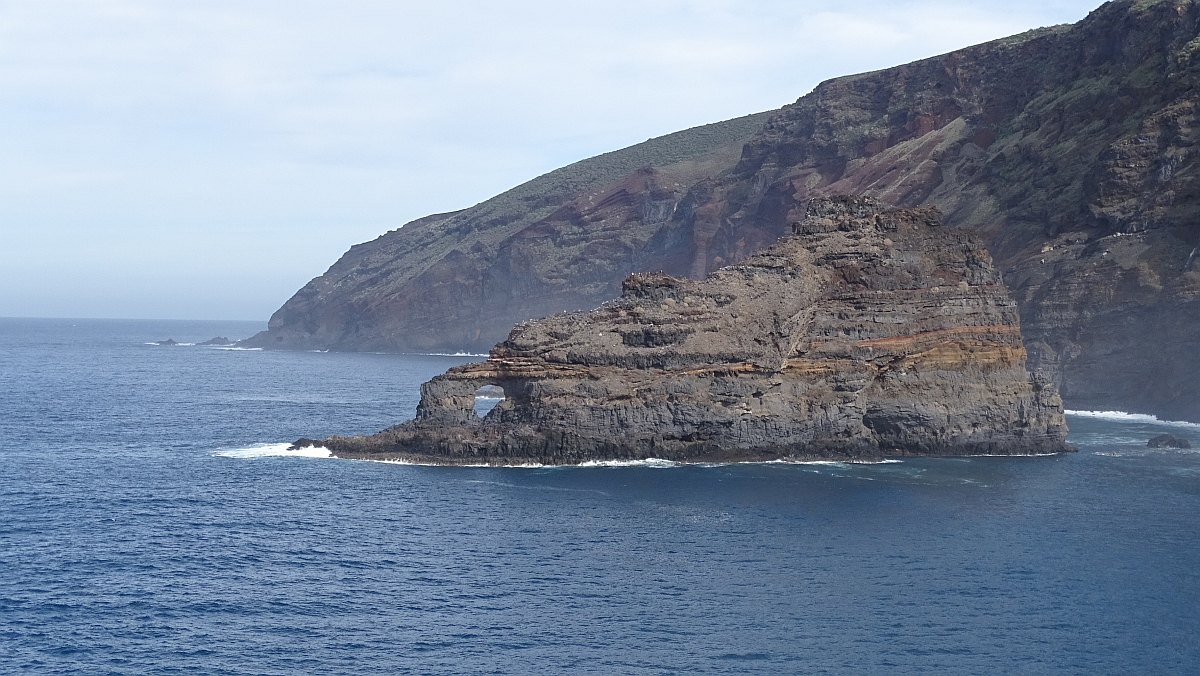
[2,317,1198,675]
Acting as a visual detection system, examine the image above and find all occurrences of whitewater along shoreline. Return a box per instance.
[290,198,1071,466]
[248,409,1198,465]
[286,442,1076,467]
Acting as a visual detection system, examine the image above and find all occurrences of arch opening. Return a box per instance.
[473,384,505,418]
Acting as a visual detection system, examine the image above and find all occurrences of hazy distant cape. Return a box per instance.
[247,0,1200,423]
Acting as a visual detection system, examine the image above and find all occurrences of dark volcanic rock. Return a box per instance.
[252,0,1200,423]
[199,336,234,346]
[663,0,1200,423]
[155,339,178,346]
[307,198,1070,465]
[1148,433,1192,448]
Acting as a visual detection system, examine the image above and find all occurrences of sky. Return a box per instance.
[0,0,1106,320]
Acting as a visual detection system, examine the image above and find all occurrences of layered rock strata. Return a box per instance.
[304,198,1070,464]
[251,0,1200,422]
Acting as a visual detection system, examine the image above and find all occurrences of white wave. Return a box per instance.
[575,458,678,468]
[1066,410,1200,430]
[575,457,901,468]
[963,452,1064,457]
[214,443,332,459]
[756,458,903,466]
[361,456,903,469]
[761,459,847,467]
[372,458,676,468]
[362,458,546,468]
[421,352,489,357]
[211,346,262,351]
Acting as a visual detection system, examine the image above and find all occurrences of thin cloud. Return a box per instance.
[0,0,1100,320]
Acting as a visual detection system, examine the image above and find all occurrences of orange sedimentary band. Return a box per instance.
[851,323,1021,348]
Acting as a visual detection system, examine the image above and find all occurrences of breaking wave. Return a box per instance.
[361,457,905,469]
[576,458,679,468]
[143,342,261,351]
[759,458,904,465]
[214,443,332,459]
[1066,410,1200,430]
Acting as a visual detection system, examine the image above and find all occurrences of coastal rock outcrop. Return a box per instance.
[1148,433,1191,449]
[249,0,1200,423]
[304,198,1070,464]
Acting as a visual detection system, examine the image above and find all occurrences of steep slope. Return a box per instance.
[665,0,1200,421]
[256,0,1200,421]
[245,111,774,352]
[300,198,1068,465]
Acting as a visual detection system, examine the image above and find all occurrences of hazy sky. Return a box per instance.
[1,0,1104,320]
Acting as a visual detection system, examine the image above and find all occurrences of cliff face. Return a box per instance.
[256,0,1200,421]
[673,0,1200,421]
[245,112,773,352]
[306,198,1069,465]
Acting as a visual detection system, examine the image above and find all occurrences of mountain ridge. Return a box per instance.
[250,0,1200,423]
[245,111,773,350]
[301,197,1070,465]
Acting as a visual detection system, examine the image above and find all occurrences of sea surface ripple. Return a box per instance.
[1,318,1198,675]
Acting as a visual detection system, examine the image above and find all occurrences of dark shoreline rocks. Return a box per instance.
[1148,433,1192,449]
[298,198,1072,465]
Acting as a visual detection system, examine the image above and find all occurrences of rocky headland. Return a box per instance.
[297,198,1070,465]
[248,0,1200,423]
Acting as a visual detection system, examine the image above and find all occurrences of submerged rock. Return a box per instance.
[1148,433,1191,449]
[308,197,1071,465]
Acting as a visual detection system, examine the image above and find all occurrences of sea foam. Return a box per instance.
[214,443,333,459]
[1066,410,1200,430]
[575,458,679,468]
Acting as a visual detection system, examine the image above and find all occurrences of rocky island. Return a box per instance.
[296,198,1070,465]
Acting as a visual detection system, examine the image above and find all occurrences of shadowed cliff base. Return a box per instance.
[295,198,1071,465]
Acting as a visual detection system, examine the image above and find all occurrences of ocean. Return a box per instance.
[2,317,1198,675]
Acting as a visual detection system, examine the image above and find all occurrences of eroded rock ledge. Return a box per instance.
[300,197,1070,465]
